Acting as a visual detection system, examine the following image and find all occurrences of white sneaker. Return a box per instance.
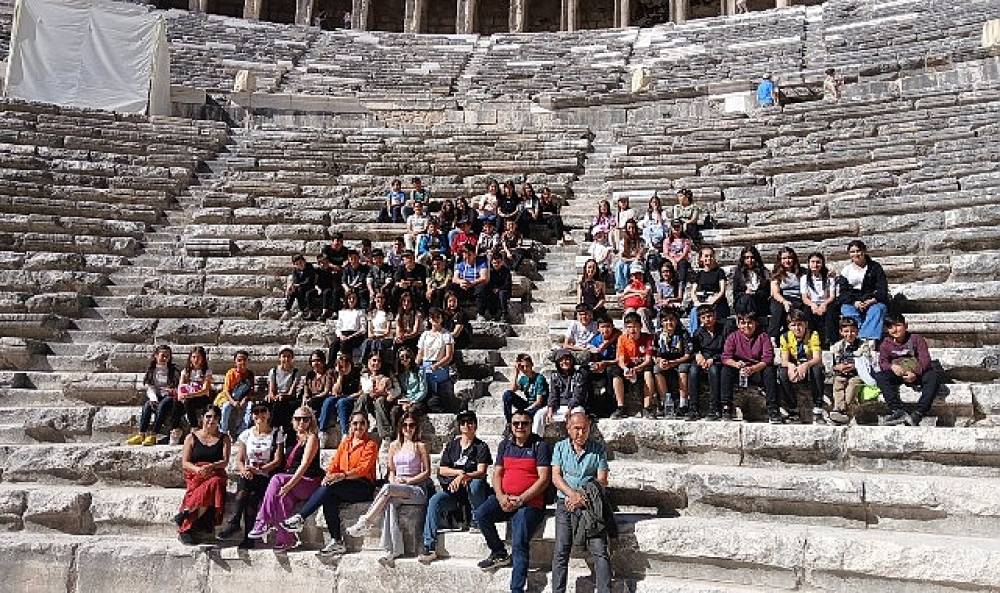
[279,311,291,322]
[291,311,304,320]
[281,514,304,533]
[378,554,397,568]
[345,516,372,538]
[318,539,346,556]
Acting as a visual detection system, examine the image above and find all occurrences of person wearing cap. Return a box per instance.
[392,248,427,311]
[450,217,478,256]
[588,226,614,280]
[757,73,779,108]
[281,254,318,322]
[418,410,493,564]
[217,402,284,548]
[547,349,589,425]
[266,347,301,431]
[502,353,549,435]
[452,244,490,318]
[621,262,653,334]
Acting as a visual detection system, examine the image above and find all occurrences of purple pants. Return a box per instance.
[253,473,321,547]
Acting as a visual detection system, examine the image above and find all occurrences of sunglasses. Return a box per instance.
[402,422,417,428]
[511,421,530,428]
[311,359,324,363]
[460,419,477,426]
[252,409,269,415]
[204,414,217,419]
[350,421,367,427]
[292,416,311,422]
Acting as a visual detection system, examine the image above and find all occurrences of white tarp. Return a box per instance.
[3,0,170,114]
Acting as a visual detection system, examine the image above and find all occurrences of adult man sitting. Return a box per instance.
[419,410,492,564]
[474,410,551,593]
[551,412,615,593]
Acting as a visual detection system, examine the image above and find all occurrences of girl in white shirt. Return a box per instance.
[416,308,454,413]
[329,291,367,361]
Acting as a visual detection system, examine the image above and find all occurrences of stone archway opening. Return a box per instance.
[526,0,560,31]
[206,0,244,17]
[425,0,458,32]
[745,0,773,11]
[688,0,721,19]
[314,0,353,28]
[631,0,670,26]
[578,0,615,29]
[154,0,189,9]
[369,0,405,31]
[478,0,510,34]
[260,0,296,23]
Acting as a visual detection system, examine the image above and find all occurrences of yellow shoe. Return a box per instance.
[126,433,145,446]
[142,435,157,446]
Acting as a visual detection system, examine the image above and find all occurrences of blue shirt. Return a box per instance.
[757,79,775,106]
[455,260,485,283]
[551,438,609,498]
[588,332,618,363]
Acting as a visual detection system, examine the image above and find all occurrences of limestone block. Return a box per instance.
[204,274,284,297]
[144,274,206,296]
[595,419,742,464]
[219,319,298,345]
[154,318,223,345]
[741,424,846,467]
[0,488,27,530]
[22,251,85,271]
[949,253,1000,282]
[0,313,70,340]
[607,460,686,508]
[846,425,1000,477]
[74,538,209,592]
[23,489,93,534]
[0,534,77,593]
[11,406,94,443]
[0,337,46,367]
[207,546,339,592]
[64,374,142,405]
[263,224,327,241]
[89,487,184,535]
[24,292,85,316]
[234,207,328,226]
[91,406,140,438]
[106,318,158,343]
[126,295,262,320]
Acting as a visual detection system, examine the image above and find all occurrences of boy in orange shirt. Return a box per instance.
[616,312,658,418]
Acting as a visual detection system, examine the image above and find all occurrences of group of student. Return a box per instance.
[172,398,612,593]
[567,213,940,426]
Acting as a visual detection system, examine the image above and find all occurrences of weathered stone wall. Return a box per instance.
[689,0,721,18]
[525,0,561,31]
[424,0,459,32]
[577,0,615,29]
[369,0,405,30]
[477,0,510,33]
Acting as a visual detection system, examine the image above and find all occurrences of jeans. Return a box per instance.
[552,499,611,593]
[319,395,357,434]
[139,396,176,434]
[297,478,375,540]
[720,364,780,414]
[421,363,450,412]
[473,495,545,593]
[501,390,547,435]
[840,302,887,340]
[778,364,826,409]
[422,478,490,550]
[613,259,632,292]
[687,362,722,414]
[875,369,941,416]
[688,299,730,334]
[484,289,510,320]
[220,400,246,436]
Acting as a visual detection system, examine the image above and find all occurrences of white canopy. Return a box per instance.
[3,0,170,115]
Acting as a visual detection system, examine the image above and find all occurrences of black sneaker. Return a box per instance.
[705,411,721,422]
[906,412,923,427]
[237,538,255,549]
[178,531,196,546]
[661,407,678,420]
[721,409,734,422]
[477,552,511,571]
[883,409,909,426]
[768,412,784,424]
[468,521,480,534]
[684,410,700,422]
[173,509,191,527]
[609,408,627,420]
[217,522,241,541]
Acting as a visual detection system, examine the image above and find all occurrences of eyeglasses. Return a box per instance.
[402,422,417,428]
[204,414,217,419]
[460,419,477,426]
[311,359,324,363]
[292,416,310,422]
[350,421,367,427]
[511,421,530,428]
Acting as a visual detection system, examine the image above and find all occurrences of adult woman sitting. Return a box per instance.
[176,405,231,545]
[835,240,889,343]
[639,194,668,255]
[281,411,378,557]
[577,258,607,319]
[661,220,692,289]
[393,291,424,355]
[396,347,429,422]
[302,350,334,419]
[248,406,322,550]
[416,307,454,413]
[329,290,367,363]
[590,199,615,241]
[801,252,838,348]
[319,352,363,441]
[217,403,283,548]
[768,247,808,341]
[345,411,432,567]
[614,219,644,292]
[360,291,394,366]
[732,246,769,320]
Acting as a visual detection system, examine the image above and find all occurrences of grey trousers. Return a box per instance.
[551,499,612,593]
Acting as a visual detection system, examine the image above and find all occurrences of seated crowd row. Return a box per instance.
[177,403,612,593]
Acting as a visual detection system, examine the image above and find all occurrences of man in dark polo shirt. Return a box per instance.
[473,409,551,593]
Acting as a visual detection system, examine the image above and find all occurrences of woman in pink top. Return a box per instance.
[345,411,431,566]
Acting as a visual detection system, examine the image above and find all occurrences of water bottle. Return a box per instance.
[738,371,748,389]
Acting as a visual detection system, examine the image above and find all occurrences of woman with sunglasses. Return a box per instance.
[176,405,231,545]
[248,406,322,551]
[217,403,284,548]
[281,411,378,557]
[346,411,432,567]
[396,347,428,424]
[357,353,400,440]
